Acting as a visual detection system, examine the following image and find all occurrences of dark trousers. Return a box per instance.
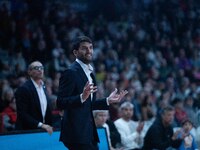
[63,142,99,150]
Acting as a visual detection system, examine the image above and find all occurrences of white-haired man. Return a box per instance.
[114,102,145,150]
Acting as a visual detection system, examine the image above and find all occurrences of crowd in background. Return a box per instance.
[0,0,200,148]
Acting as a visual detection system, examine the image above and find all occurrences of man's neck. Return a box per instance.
[122,118,131,122]
[31,78,43,87]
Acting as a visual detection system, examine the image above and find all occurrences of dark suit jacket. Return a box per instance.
[57,61,109,145]
[15,79,52,130]
[143,117,182,150]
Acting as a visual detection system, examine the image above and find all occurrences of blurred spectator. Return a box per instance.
[10,51,27,75]
[184,95,199,128]
[52,52,70,73]
[114,102,145,150]
[172,98,188,127]
[0,87,14,112]
[93,110,123,150]
[177,119,198,150]
[95,63,107,83]
[1,97,16,132]
[143,105,183,150]
[140,94,156,122]
[52,40,65,59]
[196,126,200,148]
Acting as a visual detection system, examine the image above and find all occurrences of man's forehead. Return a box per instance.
[123,107,133,110]
[31,61,42,66]
[164,110,174,115]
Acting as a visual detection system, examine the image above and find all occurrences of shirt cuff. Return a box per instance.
[38,122,43,128]
[106,97,110,106]
[80,94,85,103]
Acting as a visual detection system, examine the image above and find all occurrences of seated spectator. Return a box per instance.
[114,102,145,150]
[184,95,199,127]
[0,87,15,112]
[93,110,123,150]
[143,105,183,150]
[196,126,200,148]
[172,98,188,127]
[177,119,198,150]
[140,94,156,122]
[1,97,16,132]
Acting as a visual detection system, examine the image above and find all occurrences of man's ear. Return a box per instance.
[27,70,31,76]
[73,49,77,57]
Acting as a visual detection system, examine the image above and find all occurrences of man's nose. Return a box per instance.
[87,47,93,52]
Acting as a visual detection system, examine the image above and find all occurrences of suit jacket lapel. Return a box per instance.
[72,61,96,101]
[29,80,43,116]
[72,61,88,86]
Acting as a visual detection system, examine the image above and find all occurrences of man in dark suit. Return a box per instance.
[142,105,184,150]
[15,61,53,135]
[56,35,128,150]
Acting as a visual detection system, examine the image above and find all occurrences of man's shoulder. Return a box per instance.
[114,118,125,126]
[15,80,33,95]
[23,80,34,88]
[62,62,83,76]
[61,68,77,77]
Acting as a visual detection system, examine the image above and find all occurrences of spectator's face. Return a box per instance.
[121,107,133,121]
[74,42,93,64]
[183,121,193,133]
[94,112,108,127]
[185,98,194,106]
[28,62,44,80]
[162,110,175,126]
[4,89,14,102]
[175,101,184,110]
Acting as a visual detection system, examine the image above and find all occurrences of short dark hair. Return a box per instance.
[160,105,174,116]
[72,35,92,50]
[181,118,193,127]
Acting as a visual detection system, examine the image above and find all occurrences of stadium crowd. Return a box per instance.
[0,0,200,149]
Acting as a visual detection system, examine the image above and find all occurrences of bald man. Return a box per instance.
[15,61,53,135]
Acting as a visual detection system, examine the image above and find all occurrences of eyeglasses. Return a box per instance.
[31,66,44,71]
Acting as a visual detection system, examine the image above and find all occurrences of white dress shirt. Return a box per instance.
[76,59,94,101]
[76,59,110,105]
[31,79,47,123]
[114,118,145,150]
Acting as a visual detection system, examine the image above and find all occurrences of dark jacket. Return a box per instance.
[143,117,182,150]
[15,79,52,130]
[106,120,122,148]
[57,61,109,144]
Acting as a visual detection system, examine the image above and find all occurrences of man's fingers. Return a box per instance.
[84,82,95,92]
[85,81,90,86]
[90,86,98,93]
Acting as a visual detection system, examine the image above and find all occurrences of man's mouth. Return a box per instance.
[86,54,92,57]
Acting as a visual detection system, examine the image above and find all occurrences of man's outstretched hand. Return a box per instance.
[107,88,128,104]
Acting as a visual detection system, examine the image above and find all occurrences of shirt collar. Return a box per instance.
[31,78,44,88]
[76,59,93,74]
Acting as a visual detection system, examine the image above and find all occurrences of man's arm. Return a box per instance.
[57,70,83,109]
[15,87,40,128]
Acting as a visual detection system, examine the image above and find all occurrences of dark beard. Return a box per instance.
[79,57,92,64]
